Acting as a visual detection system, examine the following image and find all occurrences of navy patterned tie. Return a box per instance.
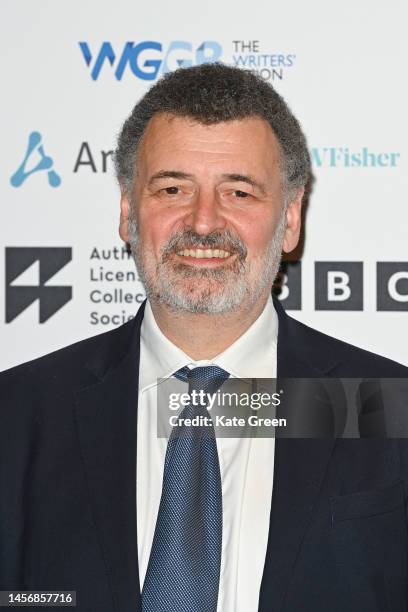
[142,365,230,612]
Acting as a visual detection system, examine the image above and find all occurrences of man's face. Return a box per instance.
[119,113,302,314]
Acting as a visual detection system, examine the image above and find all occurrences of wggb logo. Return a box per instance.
[10,132,61,188]
[6,248,72,323]
[79,41,223,80]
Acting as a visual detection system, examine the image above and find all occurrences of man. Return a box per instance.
[1,64,407,612]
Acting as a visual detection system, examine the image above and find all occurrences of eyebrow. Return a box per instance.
[148,170,195,186]
[220,173,267,195]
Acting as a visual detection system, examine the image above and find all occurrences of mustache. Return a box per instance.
[161,229,248,261]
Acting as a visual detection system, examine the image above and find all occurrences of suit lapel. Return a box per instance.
[258,299,337,611]
[73,304,145,612]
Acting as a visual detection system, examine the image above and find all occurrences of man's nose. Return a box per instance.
[185,189,227,236]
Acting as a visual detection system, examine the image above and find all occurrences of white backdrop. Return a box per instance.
[1,0,407,371]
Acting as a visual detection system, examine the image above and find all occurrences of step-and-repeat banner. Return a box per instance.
[1,0,407,371]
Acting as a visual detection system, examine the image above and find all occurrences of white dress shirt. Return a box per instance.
[137,296,278,611]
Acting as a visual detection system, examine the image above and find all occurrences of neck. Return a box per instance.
[149,292,270,360]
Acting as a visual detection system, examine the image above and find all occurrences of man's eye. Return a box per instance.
[163,186,179,195]
[234,190,249,198]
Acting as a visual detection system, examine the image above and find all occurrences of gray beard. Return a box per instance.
[127,210,286,315]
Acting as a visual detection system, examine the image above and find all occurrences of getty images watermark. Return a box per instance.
[167,385,285,430]
[156,378,408,439]
[157,378,286,438]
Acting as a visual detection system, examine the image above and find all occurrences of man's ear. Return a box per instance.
[119,187,131,242]
[282,187,304,253]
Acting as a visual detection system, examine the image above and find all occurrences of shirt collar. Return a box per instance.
[210,295,278,379]
[139,301,191,391]
[139,295,278,390]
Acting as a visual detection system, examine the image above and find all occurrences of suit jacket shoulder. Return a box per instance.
[273,296,408,378]
[0,316,137,396]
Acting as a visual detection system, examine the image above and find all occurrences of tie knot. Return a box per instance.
[174,365,230,395]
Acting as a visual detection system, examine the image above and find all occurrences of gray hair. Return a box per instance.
[114,63,311,197]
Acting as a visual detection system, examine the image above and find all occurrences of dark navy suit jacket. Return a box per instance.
[1,298,408,611]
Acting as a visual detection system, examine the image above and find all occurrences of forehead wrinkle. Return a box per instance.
[137,115,282,192]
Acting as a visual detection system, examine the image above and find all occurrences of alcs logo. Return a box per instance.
[6,248,72,323]
[79,41,223,81]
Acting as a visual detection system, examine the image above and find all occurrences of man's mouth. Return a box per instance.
[176,248,231,259]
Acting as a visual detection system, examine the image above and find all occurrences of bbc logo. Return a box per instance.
[273,262,408,311]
